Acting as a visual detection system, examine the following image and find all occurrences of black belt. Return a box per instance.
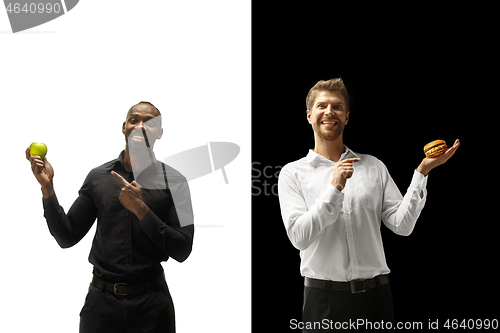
[305,274,390,294]
[91,274,166,296]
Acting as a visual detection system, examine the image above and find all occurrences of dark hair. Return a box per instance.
[133,101,161,116]
[126,101,162,126]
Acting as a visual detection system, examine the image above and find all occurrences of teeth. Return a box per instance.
[322,121,338,125]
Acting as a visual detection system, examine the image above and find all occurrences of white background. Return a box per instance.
[0,1,251,332]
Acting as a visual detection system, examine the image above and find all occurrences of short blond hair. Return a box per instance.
[306,78,350,111]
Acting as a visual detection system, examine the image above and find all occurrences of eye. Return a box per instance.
[334,105,342,110]
[145,119,159,128]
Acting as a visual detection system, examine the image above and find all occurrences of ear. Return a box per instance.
[306,109,312,124]
[122,121,126,134]
[345,111,350,125]
[157,128,163,140]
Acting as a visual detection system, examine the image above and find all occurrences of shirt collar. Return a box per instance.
[306,145,360,164]
[116,150,128,170]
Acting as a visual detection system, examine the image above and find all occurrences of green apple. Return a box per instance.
[30,142,48,159]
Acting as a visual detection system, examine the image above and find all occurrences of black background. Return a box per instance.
[252,3,494,332]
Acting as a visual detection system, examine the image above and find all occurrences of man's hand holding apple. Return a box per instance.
[26,147,55,198]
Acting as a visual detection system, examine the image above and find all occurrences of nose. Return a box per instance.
[135,121,146,130]
[130,122,146,137]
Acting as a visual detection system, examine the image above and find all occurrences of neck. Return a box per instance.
[313,135,345,162]
[123,145,154,173]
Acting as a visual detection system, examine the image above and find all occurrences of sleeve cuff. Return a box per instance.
[324,184,344,202]
[139,209,163,240]
[42,192,57,204]
[411,169,428,188]
[42,193,60,219]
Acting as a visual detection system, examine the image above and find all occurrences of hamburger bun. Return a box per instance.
[424,140,448,158]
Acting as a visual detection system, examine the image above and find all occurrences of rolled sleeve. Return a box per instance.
[410,169,428,199]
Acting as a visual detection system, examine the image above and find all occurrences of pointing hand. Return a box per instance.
[331,158,360,192]
[111,171,149,220]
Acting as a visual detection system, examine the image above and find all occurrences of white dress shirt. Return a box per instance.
[278,146,428,282]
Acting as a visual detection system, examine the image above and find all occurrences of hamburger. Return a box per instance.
[424,140,448,158]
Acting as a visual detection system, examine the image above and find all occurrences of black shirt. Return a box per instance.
[42,151,194,284]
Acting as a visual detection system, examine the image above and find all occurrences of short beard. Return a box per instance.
[312,121,345,141]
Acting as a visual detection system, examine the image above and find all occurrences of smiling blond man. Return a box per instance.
[278,78,459,332]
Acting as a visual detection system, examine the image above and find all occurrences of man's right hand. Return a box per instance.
[26,147,55,197]
[331,158,360,192]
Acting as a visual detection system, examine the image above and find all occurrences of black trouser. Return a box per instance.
[302,278,395,332]
[79,281,175,333]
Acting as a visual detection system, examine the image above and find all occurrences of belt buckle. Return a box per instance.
[114,283,128,296]
[350,279,367,294]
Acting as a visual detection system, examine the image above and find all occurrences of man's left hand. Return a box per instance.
[111,171,150,220]
[416,139,460,176]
